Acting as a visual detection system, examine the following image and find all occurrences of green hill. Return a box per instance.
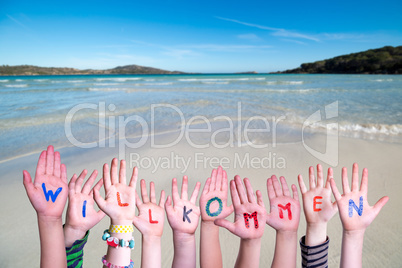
[0,64,184,76]
[279,46,402,74]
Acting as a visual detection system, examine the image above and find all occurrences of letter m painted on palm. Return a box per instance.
[278,203,292,220]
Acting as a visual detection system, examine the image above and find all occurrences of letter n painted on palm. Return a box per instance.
[349,196,363,217]
[278,203,292,220]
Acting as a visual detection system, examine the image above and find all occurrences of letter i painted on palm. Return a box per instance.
[82,200,87,218]
[42,183,62,203]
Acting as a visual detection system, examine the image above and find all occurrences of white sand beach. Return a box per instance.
[0,132,401,267]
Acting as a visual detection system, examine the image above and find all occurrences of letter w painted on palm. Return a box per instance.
[42,183,62,202]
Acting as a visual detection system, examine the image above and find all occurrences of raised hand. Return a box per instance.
[330,163,389,268]
[165,176,201,235]
[298,164,337,246]
[64,169,105,247]
[200,166,233,222]
[215,175,266,240]
[133,179,165,237]
[93,158,138,225]
[266,175,300,232]
[23,145,68,219]
[330,163,388,232]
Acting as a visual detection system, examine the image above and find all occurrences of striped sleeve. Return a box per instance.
[300,236,329,268]
[66,230,89,268]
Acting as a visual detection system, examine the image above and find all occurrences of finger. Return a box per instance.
[216,166,223,191]
[129,166,138,188]
[190,181,201,204]
[69,174,78,195]
[202,177,211,196]
[91,178,103,197]
[82,170,98,195]
[209,168,217,192]
[266,177,276,200]
[373,196,389,216]
[234,175,247,204]
[230,180,241,207]
[291,184,299,202]
[110,158,119,185]
[317,164,324,187]
[360,168,368,193]
[35,151,47,176]
[298,175,307,194]
[342,167,351,194]
[93,180,107,210]
[329,178,342,201]
[309,166,316,189]
[135,190,143,207]
[140,179,150,203]
[22,170,34,194]
[45,145,54,175]
[325,168,333,189]
[150,182,157,204]
[351,163,359,192]
[159,190,166,207]
[54,151,61,178]
[244,178,256,203]
[75,169,88,193]
[256,190,265,208]
[272,175,283,196]
[61,164,67,184]
[214,219,235,234]
[181,176,189,200]
[172,178,180,204]
[164,195,173,214]
[280,176,290,197]
[103,163,111,190]
[119,159,127,185]
[222,170,228,192]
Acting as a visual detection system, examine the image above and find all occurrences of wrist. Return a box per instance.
[37,214,63,223]
[305,222,327,246]
[173,231,195,242]
[343,229,365,238]
[142,234,161,243]
[64,225,87,247]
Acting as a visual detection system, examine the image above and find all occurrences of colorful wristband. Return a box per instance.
[109,225,134,234]
[102,230,135,249]
[102,255,134,268]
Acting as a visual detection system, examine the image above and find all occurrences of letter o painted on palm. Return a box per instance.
[205,197,223,217]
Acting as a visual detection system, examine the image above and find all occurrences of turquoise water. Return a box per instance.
[1,74,402,161]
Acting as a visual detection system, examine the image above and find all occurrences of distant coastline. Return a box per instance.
[274,45,402,74]
[2,46,401,76]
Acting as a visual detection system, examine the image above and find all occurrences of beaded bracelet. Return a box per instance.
[109,224,134,234]
[102,230,135,249]
[102,255,134,268]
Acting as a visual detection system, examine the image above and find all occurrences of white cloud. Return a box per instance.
[237,33,262,41]
[216,16,320,42]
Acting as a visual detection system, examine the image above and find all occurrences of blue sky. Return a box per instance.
[1,0,402,73]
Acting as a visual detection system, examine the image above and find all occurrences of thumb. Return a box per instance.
[214,218,235,234]
[373,196,389,216]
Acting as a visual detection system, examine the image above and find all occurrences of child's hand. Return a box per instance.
[199,166,233,222]
[298,164,337,245]
[330,163,388,233]
[215,176,266,240]
[93,158,138,225]
[23,145,68,219]
[64,169,105,246]
[165,176,201,235]
[133,180,165,237]
[266,175,300,232]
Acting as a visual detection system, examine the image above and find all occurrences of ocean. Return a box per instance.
[1,74,401,162]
